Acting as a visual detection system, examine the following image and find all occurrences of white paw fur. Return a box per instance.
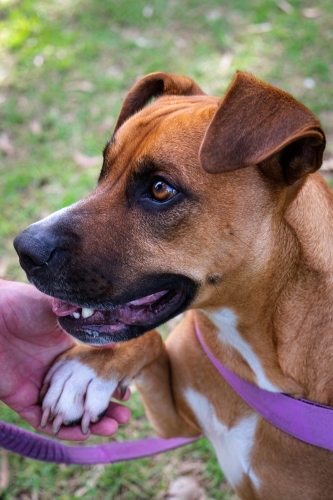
[41,359,118,435]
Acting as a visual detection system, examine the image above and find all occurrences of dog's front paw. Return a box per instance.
[40,358,119,435]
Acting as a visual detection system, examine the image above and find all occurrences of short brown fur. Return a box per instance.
[40,73,333,498]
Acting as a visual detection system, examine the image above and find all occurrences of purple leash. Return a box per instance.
[1,323,333,464]
[0,421,199,464]
[195,324,333,451]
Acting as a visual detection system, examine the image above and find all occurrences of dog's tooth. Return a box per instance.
[73,311,81,319]
[82,308,95,319]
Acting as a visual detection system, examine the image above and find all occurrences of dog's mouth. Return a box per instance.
[53,288,188,345]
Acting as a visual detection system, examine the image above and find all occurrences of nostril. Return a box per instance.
[13,232,53,268]
[21,253,43,269]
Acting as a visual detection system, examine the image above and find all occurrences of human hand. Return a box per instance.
[0,279,130,440]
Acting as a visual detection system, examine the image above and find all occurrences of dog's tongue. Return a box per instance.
[52,290,169,319]
[52,299,79,316]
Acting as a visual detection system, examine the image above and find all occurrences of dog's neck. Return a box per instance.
[200,173,333,404]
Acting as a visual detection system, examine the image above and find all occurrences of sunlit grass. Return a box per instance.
[1,0,333,497]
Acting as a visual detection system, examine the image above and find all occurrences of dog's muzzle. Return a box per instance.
[14,225,197,345]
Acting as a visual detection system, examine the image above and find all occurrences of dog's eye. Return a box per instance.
[150,180,177,202]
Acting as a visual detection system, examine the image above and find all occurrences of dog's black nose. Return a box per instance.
[14,231,53,269]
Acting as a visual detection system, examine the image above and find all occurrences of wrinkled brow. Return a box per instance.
[127,157,160,183]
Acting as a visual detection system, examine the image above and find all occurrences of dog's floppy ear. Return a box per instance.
[114,72,205,134]
[200,72,325,184]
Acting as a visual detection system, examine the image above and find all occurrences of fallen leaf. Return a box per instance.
[74,486,88,498]
[303,77,316,89]
[0,449,9,491]
[167,476,205,500]
[31,490,39,500]
[205,9,225,21]
[66,81,95,92]
[63,113,75,124]
[301,8,322,19]
[106,66,124,79]
[179,461,205,475]
[175,37,187,49]
[142,5,154,18]
[0,133,14,156]
[277,0,294,14]
[86,464,105,488]
[219,52,233,73]
[248,22,272,34]
[29,119,42,135]
[73,152,102,169]
[33,54,44,67]
[134,36,151,48]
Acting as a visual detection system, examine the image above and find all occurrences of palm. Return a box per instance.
[0,280,130,440]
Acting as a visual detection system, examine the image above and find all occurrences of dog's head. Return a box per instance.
[14,72,325,345]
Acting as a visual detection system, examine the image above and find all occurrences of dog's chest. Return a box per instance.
[204,308,279,392]
[185,388,260,491]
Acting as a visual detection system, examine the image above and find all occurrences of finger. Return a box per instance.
[105,401,131,424]
[21,407,91,441]
[89,402,131,436]
[89,417,119,436]
[47,423,91,441]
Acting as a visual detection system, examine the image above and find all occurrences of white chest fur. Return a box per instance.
[204,308,279,392]
[185,388,260,490]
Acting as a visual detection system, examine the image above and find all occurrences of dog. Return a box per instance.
[14,71,333,499]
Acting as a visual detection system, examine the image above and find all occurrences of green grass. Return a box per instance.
[1,0,333,497]
[1,0,333,280]
[0,393,230,500]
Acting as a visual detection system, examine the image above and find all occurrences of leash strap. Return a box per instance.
[195,324,333,451]
[0,420,200,464]
[2,324,333,463]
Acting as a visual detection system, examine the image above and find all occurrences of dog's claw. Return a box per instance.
[52,414,64,435]
[39,382,49,402]
[119,384,128,401]
[40,407,51,429]
[116,377,130,401]
[81,411,92,435]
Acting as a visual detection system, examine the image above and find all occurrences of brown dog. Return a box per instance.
[14,71,333,499]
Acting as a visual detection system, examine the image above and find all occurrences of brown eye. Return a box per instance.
[151,180,177,202]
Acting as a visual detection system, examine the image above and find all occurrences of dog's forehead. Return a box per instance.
[102,95,219,178]
[120,94,218,140]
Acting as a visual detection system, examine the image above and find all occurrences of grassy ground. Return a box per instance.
[0,392,233,499]
[1,0,333,498]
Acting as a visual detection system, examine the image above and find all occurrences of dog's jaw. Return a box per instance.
[52,288,190,345]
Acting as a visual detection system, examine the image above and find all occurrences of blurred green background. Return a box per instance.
[1,0,333,498]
